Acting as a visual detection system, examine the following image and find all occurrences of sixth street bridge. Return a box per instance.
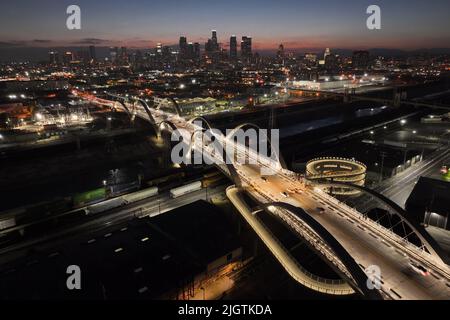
[77,90,450,300]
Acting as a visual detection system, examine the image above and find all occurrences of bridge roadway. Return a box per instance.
[88,94,450,299]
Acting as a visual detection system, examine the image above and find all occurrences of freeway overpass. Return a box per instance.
[75,90,450,300]
[288,87,450,111]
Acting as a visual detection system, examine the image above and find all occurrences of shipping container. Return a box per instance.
[169,181,202,198]
[122,187,158,204]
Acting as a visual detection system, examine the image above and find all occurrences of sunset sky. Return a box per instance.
[1,0,449,51]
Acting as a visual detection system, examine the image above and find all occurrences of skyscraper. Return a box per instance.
[324,47,331,60]
[89,45,96,62]
[179,36,188,59]
[211,30,219,51]
[110,47,118,63]
[277,44,285,61]
[194,42,201,60]
[230,35,237,59]
[120,47,128,62]
[63,51,74,65]
[48,51,59,64]
[241,36,252,58]
[187,42,194,59]
[156,43,163,56]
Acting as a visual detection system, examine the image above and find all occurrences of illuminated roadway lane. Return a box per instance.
[235,163,450,300]
[83,93,450,299]
[359,148,450,210]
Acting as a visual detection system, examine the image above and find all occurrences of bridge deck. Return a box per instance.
[88,92,450,300]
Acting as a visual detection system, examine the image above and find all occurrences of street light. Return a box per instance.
[400,119,407,125]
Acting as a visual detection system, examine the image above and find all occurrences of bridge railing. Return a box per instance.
[260,212,351,293]
[311,186,447,269]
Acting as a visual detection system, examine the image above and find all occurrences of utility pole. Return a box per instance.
[403,148,408,166]
[379,151,387,183]
[269,106,276,130]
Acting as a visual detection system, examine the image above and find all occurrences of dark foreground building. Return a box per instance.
[0,200,242,299]
[406,177,450,230]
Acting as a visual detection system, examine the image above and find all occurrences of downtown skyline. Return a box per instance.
[1,0,450,52]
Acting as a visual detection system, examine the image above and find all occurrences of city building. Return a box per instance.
[292,78,353,90]
[241,36,252,59]
[179,36,188,60]
[304,53,318,63]
[230,35,237,59]
[211,30,219,51]
[48,51,59,65]
[277,44,285,62]
[324,47,331,60]
[193,42,201,60]
[406,177,450,230]
[109,47,119,63]
[89,45,96,62]
[353,50,370,70]
[63,51,74,65]
[120,47,128,63]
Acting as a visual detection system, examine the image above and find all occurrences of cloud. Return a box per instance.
[0,40,26,47]
[75,38,109,45]
[32,39,53,44]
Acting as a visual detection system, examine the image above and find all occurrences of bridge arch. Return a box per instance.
[105,92,157,126]
[134,99,157,125]
[261,202,383,300]
[188,116,214,129]
[226,122,287,169]
[158,120,178,133]
[188,117,242,187]
[313,181,449,265]
[156,97,182,116]
[114,100,132,118]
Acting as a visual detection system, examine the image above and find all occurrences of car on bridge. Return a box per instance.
[409,261,430,276]
[316,207,326,214]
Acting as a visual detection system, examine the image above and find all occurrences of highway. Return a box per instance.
[356,147,450,211]
[82,92,450,299]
